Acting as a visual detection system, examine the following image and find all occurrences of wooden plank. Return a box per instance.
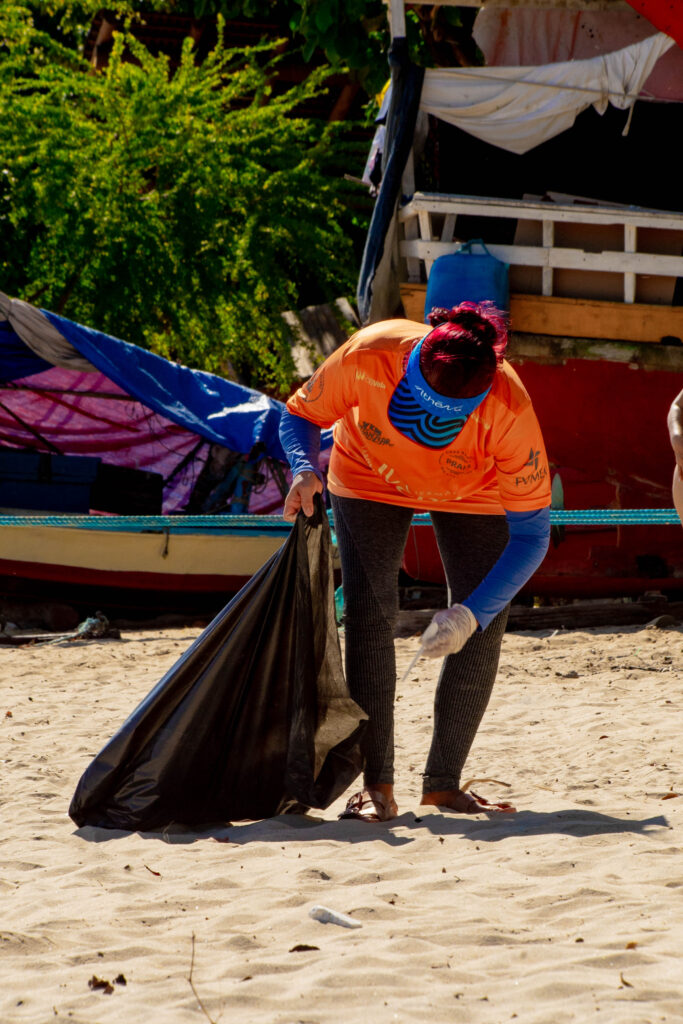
[399,238,683,278]
[398,286,683,343]
[544,249,683,276]
[400,283,427,322]
[441,213,456,243]
[418,210,434,274]
[624,223,637,304]
[401,184,421,283]
[418,210,432,240]
[511,294,683,343]
[399,192,683,231]
[403,218,421,283]
[542,220,554,297]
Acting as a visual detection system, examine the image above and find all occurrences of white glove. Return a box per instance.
[419,604,478,658]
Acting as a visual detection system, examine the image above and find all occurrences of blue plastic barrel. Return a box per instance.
[423,239,509,323]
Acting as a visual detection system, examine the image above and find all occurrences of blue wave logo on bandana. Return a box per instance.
[387,340,490,449]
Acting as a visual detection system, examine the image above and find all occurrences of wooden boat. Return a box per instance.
[358,4,683,598]
[0,291,320,617]
[0,513,291,593]
[0,513,294,617]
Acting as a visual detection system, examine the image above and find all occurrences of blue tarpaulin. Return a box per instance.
[0,292,331,513]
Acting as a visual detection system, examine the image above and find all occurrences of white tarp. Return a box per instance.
[472,7,683,102]
[419,32,674,155]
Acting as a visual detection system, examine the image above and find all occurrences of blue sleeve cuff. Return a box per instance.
[279,409,323,482]
[462,507,550,630]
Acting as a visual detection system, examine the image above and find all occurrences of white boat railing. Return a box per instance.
[398,191,683,304]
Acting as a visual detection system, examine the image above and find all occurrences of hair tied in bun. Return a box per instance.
[420,301,509,399]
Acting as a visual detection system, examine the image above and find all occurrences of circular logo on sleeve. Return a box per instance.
[302,368,325,403]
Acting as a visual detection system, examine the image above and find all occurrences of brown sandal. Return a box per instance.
[339,789,398,823]
[420,777,516,814]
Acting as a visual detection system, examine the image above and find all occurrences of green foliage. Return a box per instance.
[288,0,387,87]
[111,0,391,96]
[26,0,391,94]
[181,2,477,96]
[25,2,479,105]
[0,3,361,393]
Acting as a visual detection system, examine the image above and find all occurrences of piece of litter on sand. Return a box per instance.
[401,621,439,683]
[461,776,511,792]
[309,905,362,929]
[401,647,423,684]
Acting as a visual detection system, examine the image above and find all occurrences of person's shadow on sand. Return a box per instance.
[409,807,671,842]
[73,806,670,846]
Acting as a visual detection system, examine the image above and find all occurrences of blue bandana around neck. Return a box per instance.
[387,339,490,449]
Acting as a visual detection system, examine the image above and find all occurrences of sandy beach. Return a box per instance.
[2,617,682,1024]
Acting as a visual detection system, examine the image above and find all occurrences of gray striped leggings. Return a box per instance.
[331,494,510,793]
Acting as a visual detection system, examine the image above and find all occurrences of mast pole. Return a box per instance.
[388,0,406,39]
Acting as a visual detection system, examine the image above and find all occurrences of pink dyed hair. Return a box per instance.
[421,301,509,398]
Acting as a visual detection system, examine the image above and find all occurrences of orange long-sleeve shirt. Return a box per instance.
[286,319,551,515]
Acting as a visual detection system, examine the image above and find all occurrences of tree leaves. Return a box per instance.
[0,5,360,393]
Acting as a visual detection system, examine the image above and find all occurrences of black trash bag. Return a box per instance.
[69,497,366,830]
